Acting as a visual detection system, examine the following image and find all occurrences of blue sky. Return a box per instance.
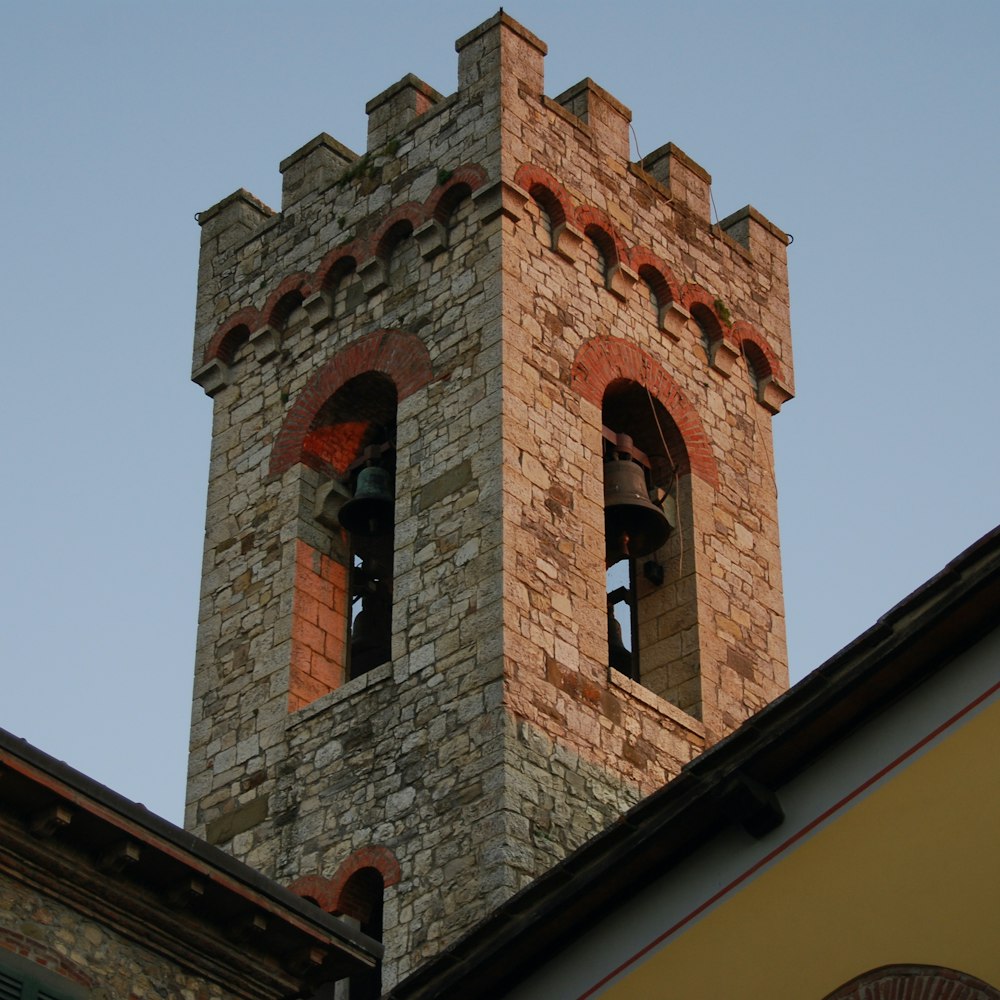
[1,1,997,823]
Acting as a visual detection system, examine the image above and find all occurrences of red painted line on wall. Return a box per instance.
[577,674,1000,999]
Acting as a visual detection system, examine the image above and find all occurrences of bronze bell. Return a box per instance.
[339,466,394,538]
[604,458,672,562]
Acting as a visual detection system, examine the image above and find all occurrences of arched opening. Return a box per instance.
[741,339,770,396]
[691,303,724,365]
[602,380,701,717]
[583,224,617,287]
[269,288,307,331]
[335,867,385,1000]
[289,372,398,710]
[527,183,566,251]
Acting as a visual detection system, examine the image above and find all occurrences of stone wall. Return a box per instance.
[1,880,247,1000]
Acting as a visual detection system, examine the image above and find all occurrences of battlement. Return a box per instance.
[194,12,791,402]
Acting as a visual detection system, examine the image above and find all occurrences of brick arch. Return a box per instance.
[513,163,573,230]
[681,284,729,336]
[262,273,311,329]
[287,845,402,915]
[373,203,424,260]
[425,163,489,225]
[286,873,338,912]
[575,205,626,269]
[627,247,681,306]
[269,329,434,478]
[823,965,1000,1000]
[314,245,360,292]
[204,306,260,364]
[0,931,95,990]
[730,320,784,383]
[571,336,719,488]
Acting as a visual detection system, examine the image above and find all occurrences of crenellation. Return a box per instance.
[279,133,358,211]
[366,75,445,151]
[554,78,632,162]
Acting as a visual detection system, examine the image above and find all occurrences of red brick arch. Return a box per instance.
[204,307,260,364]
[269,329,434,478]
[373,203,424,260]
[425,164,489,224]
[287,845,402,914]
[0,931,95,990]
[627,247,681,306]
[262,272,311,328]
[575,205,626,270]
[730,320,784,383]
[314,246,360,292]
[681,284,729,339]
[513,163,573,230]
[571,335,719,488]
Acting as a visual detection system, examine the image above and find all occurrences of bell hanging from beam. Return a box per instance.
[339,465,395,538]
[604,456,672,563]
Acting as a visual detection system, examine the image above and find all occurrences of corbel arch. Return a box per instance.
[425,163,489,225]
[204,306,260,364]
[729,320,783,385]
[513,164,572,230]
[262,272,311,330]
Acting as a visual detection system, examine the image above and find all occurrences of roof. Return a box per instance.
[0,728,381,997]
[388,524,1000,999]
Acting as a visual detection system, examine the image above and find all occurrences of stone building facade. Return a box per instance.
[186,13,794,989]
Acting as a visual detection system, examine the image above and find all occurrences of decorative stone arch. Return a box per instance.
[571,335,719,489]
[575,204,626,277]
[372,203,424,261]
[315,246,360,293]
[513,163,573,231]
[203,306,260,364]
[269,329,434,479]
[730,320,783,383]
[627,247,681,307]
[287,845,402,914]
[262,272,311,330]
[682,284,728,341]
[425,163,489,225]
[823,965,1000,1000]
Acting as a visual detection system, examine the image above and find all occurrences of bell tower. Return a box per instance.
[186,13,794,990]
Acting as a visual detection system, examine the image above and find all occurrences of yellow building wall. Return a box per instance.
[601,694,1000,998]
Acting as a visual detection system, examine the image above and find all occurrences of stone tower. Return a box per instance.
[186,13,794,990]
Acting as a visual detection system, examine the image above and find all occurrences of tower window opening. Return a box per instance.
[600,380,703,717]
[288,372,398,711]
[335,867,385,1000]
